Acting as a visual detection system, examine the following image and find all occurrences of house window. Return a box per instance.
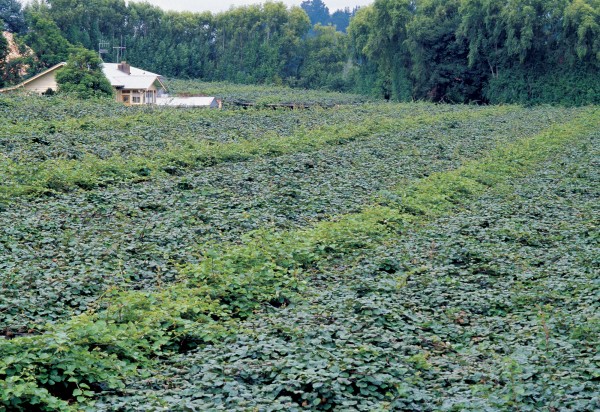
[146,91,154,104]
[131,91,141,104]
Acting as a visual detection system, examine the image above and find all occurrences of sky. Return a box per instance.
[126,1,374,14]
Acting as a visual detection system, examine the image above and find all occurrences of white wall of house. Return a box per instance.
[22,74,59,94]
[116,85,158,105]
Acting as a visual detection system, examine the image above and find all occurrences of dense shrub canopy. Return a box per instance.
[56,47,113,98]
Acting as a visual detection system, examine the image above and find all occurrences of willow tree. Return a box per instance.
[456,0,507,79]
[563,0,600,62]
[297,24,349,90]
[406,0,484,102]
[348,0,415,100]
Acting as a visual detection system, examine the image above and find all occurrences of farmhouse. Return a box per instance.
[0,61,166,101]
[1,60,219,107]
[0,62,66,94]
[102,62,167,105]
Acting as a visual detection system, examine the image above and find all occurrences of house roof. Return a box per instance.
[102,63,166,91]
[0,62,67,92]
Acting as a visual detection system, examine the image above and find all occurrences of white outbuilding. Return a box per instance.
[156,96,219,108]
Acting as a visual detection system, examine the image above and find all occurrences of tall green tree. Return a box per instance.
[47,0,127,51]
[22,11,71,70]
[406,0,484,102]
[347,5,385,97]
[17,0,598,104]
[301,0,330,26]
[347,0,416,100]
[0,0,26,33]
[501,0,552,64]
[457,0,507,79]
[563,0,600,62]
[330,8,355,32]
[297,24,349,90]
[212,3,309,84]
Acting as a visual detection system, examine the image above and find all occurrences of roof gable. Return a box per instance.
[102,63,166,91]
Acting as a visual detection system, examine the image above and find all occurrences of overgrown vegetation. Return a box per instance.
[101,125,598,411]
[0,87,598,410]
[0,93,517,200]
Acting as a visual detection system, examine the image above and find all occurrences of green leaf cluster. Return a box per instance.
[55,47,113,99]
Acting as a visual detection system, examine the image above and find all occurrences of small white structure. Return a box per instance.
[0,62,66,94]
[102,62,167,105]
[156,96,219,108]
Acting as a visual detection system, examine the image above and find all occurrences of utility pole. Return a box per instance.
[113,36,126,62]
[98,40,109,60]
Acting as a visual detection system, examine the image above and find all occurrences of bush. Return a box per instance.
[56,48,113,99]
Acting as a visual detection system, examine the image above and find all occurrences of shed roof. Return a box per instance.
[156,96,218,107]
[102,63,166,91]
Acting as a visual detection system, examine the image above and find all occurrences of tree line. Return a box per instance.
[350,0,599,104]
[1,0,599,105]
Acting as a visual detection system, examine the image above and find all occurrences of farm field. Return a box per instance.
[0,90,598,411]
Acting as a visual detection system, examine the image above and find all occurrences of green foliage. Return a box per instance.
[46,0,128,53]
[405,0,483,102]
[301,0,357,32]
[0,318,142,411]
[6,0,598,104]
[347,0,600,104]
[301,0,330,26]
[1,94,511,200]
[1,98,597,410]
[0,102,600,410]
[21,11,71,70]
[563,0,600,61]
[120,1,312,84]
[0,0,26,33]
[484,62,600,105]
[101,131,598,410]
[165,78,369,107]
[55,47,113,99]
[296,24,350,90]
[6,96,556,333]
